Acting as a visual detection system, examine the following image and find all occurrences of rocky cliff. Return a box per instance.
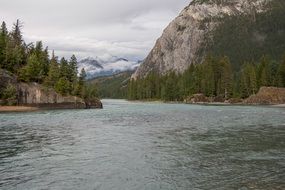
[133,0,285,79]
[0,69,103,109]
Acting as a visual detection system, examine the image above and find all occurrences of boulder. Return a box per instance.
[227,98,243,104]
[244,87,285,105]
[185,94,210,103]
[85,98,103,109]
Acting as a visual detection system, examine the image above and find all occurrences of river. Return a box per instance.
[0,99,284,189]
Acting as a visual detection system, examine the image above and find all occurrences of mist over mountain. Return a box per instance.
[78,56,140,79]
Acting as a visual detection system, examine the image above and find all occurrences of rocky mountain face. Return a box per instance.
[78,56,140,79]
[133,0,285,79]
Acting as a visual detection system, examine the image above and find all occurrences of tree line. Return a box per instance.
[0,20,97,100]
[128,55,285,101]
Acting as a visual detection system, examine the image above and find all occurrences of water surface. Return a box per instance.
[0,100,285,189]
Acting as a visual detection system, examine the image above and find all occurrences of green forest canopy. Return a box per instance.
[0,20,98,101]
[128,55,285,101]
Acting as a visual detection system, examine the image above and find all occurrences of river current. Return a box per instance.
[0,99,284,189]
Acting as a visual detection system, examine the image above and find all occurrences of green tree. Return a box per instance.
[44,52,60,87]
[75,68,87,97]
[55,77,71,95]
[4,20,26,72]
[277,55,285,87]
[0,21,8,68]
[257,56,271,87]
[240,63,257,98]
[1,83,17,105]
[220,56,233,99]
[69,54,78,93]
[19,53,42,82]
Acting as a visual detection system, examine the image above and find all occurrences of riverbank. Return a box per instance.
[0,106,39,113]
[127,99,285,108]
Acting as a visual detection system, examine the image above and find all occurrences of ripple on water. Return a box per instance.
[0,100,285,190]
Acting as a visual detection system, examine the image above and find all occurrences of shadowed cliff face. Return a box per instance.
[132,0,272,79]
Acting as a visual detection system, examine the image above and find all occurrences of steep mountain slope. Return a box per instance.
[89,71,133,99]
[133,0,285,79]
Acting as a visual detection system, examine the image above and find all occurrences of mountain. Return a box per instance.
[89,70,134,99]
[78,56,140,79]
[132,0,285,79]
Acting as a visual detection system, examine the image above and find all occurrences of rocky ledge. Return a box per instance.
[18,83,103,109]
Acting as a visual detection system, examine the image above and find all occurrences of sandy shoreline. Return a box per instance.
[0,106,39,113]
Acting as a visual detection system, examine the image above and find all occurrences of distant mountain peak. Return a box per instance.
[78,56,140,79]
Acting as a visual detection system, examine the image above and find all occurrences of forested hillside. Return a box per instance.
[128,55,285,101]
[128,0,285,102]
[198,0,285,70]
[0,20,97,104]
[89,71,132,99]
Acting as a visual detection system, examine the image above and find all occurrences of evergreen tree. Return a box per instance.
[44,52,60,87]
[257,56,271,87]
[0,21,8,68]
[69,54,78,93]
[277,55,285,87]
[220,56,233,99]
[4,20,26,72]
[240,63,257,98]
[59,57,69,78]
[55,77,71,95]
[11,19,23,46]
[20,53,42,82]
[75,68,87,98]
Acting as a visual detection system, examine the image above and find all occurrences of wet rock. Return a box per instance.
[185,94,210,103]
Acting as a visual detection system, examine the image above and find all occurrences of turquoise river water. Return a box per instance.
[0,99,285,189]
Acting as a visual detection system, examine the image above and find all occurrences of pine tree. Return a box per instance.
[55,77,71,95]
[75,68,87,97]
[11,19,23,46]
[69,55,78,93]
[0,21,8,68]
[20,53,41,82]
[258,56,271,87]
[239,63,257,98]
[4,20,26,72]
[44,52,60,87]
[220,56,233,99]
[277,55,285,87]
[59,57,69,78]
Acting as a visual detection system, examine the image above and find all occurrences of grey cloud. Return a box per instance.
[1,0,190,60]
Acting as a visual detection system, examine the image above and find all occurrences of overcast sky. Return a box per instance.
[1,0,189,61]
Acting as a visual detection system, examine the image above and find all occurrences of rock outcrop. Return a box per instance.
[0,69,103,109]
[17,83,87,109]
[244,87,285,105]
[184,94,210,104]
[0,69,17,88]
[184,87,285,105]
[132,0,273,79]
